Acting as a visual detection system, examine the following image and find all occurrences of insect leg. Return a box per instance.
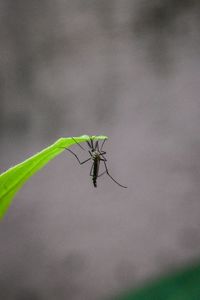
[100,138,106,151]
[97,170,106,177]
[90,138,94,149]
[86,140,92,148]
[71,137,86,151]
[88,150,93,157]
[100,152,106,156]
[102,159,127,188]
[94,140,99,150]
[61,148,91,165]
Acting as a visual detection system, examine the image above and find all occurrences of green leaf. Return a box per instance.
[112,261,200,300]
[0,135,107,219]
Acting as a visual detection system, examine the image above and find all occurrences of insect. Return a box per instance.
[62,136,127,188]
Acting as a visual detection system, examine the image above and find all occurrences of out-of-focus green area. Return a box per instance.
[112,262,200,300]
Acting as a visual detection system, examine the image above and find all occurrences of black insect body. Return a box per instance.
[90,149,105,187]
[91,151,100,187]
[63,137,127,188]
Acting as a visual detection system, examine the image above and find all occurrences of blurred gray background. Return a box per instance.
[1,0,200,299]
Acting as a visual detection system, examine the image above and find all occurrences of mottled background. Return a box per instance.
[1,1,200,299]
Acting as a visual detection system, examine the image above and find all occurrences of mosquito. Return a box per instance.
[62,137,127,188]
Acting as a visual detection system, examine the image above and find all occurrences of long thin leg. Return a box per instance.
[62,147,91,165]
[102,159,127,188]
[87,140,92,149]
[88,150,93,157]
[90,138,94,149]
[71,137,85,151]
[94,140,98,150]
[97,170,106,177]
[100,139,106,151]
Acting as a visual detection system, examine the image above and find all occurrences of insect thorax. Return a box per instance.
[92,150,101,160]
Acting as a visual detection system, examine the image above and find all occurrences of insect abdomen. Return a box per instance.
[92,157,99,188]
[93,178,97,187]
